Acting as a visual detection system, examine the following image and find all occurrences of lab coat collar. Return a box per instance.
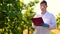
[41,11,48,16]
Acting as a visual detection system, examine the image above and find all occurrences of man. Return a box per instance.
[32,0,57,34]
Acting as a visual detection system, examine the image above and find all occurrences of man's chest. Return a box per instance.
[42,16,51,24]
[35,14,51,24]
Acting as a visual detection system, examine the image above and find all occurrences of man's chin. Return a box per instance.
[41,10,45,12]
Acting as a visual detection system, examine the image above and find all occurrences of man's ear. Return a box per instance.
[45,5,47,8]
[47,6,48,7]
[46,5,48,7]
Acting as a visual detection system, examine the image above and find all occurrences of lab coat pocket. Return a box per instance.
[43,18,50,25]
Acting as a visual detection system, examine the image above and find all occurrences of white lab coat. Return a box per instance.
[32,11,57,34]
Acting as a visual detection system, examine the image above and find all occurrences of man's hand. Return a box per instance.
[42,23,49,27]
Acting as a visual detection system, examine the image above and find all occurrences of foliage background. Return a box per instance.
[0,0,60,34]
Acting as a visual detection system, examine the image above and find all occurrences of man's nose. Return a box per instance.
[41,6,44,9]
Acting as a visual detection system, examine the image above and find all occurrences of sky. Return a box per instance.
[24,0,60,17]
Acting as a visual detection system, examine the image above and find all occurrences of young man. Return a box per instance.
[32,0,57,34]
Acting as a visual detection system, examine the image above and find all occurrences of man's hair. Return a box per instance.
[40,0,47,6]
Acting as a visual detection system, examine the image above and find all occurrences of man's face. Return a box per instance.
[40,3,47,11]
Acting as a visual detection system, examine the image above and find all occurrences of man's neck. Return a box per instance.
[41,10,46,15]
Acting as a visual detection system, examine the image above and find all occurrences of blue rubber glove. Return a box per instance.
[42,23,49,27]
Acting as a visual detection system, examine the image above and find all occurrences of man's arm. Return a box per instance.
[32,23,36,28]
[48,15,57,29]
[32,14,37,28]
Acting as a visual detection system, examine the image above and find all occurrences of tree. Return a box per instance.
[56,13,60,30]
[0,0,39,34]
[0,0,22,34]
[21,0,39,34]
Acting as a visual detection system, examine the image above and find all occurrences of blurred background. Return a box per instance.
[0,0,60,34]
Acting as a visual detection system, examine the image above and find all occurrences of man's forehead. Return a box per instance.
[40,3,46,5]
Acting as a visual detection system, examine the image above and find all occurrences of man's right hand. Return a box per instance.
[42,23,49,27]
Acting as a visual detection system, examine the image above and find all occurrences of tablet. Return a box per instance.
[31,17,44,26]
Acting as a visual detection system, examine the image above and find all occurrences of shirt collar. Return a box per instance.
[41,11,48,16]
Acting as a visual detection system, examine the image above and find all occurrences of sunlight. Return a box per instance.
[24,0,60,17]
[34,0,60,17]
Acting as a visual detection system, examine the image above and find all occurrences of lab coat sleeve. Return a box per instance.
[32,14,38,28]
[32,23,36,28]
[49,15,57,29]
